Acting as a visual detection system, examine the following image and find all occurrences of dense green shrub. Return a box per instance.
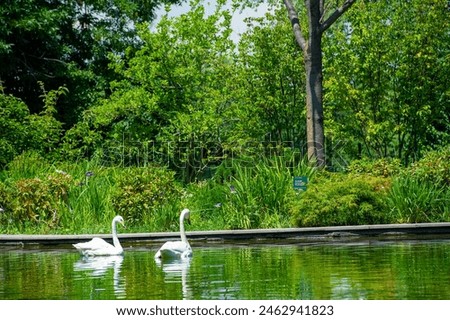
[407,147,450,186]
[385,147,450,223]
[12,172,73,230]
[0,181,13,228]
[290,174,392,227]
[14,178,56,226]
[111,166,181,225]
[0,94,31,166]
[0,87,64,167]
[0,152,74,231]
[347,158,403,177]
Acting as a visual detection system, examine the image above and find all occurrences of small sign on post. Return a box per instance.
[293,176,308,191]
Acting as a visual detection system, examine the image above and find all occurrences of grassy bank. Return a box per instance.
[0,148,449,235]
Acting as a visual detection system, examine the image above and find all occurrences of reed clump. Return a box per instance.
[0,148,448,234]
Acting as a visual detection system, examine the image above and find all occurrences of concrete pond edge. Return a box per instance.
[1,222,450,245]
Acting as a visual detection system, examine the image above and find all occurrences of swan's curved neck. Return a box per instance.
[112,220,122,249]
[180,214,189,245]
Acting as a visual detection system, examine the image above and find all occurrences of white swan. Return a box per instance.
[155,208,192,260]
[73,215,125,256]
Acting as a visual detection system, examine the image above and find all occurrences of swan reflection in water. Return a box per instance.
[156,257,192,299]
[74,255,125,298]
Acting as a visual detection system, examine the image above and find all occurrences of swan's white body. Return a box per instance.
[155,209,192,260]
[73,216,125,256]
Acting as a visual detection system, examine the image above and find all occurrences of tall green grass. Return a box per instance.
[0,153,189,234]
[0,155,119,234]
[388,176,450,223]
[222,156,316,229]
[1,149,448,234]
[61,168,117,233]
[3,151,52,181]
[173,156,317,230]
[387,147,450,223]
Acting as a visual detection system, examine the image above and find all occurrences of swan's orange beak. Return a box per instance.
[186,218,191,225]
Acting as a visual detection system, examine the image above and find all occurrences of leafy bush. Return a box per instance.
[290,174,391,227]
[387,175,450,223]
[0,181,14,228]
[0,87,64,167]
[61,120,104,161]
[0,153,73,231]
[13,178,55,225]
[347,158,403,177]
[111,166,181,225]
[0,94,31,166]
[407,147,450,186]
[12,172,73,229]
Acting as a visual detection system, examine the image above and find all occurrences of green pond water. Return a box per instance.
[0,238,449,300]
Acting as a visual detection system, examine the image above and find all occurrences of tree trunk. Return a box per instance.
[305,0,325,166]
[283,0,357,167]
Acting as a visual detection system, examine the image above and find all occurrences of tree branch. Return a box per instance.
[319,0,325,22]
[321,0,358,33]
[283,0,307,52]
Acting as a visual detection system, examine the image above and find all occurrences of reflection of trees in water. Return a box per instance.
[1,241,450,299]
[291,242,450,300]
[73,255,125,299]
[190,246,306,299]
[0,251,79,299]
[186,242,450,299]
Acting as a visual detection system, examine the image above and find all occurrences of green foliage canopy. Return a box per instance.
[0,0,181,126]
[324,0,450,165]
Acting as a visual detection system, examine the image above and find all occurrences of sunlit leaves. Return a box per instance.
[235,6,306,146]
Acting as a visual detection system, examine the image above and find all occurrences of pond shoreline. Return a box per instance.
[1,222,450,245]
